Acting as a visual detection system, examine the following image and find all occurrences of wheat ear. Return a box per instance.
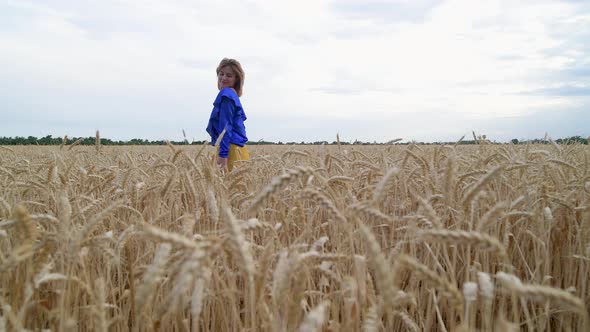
[302,188,346,223]
[396,254,463,310]
[135,243,171,319]
[191,268,212,332]
[271,250,297,307]
[77,200,125,243]
[478,272,494,331]
[414,194,443,228]
[14,205,37,245]
[393,310,419,332]
[418,229,507,259]
[247,166,313,212]
[93,278,108,332]
[223,207,256,329]
[298,301,330,332]
[0,145,15,153]
[371,167,400,206]
[0,198,11,219]
[358,224,399,312]
[281,149,311,161]
[95,130,101,153]
[477,201,508,231]
[351,161,381,172]
[496,272,589,319]
[67,137,84,150]
[461,165,505,208]
[362,303,381,332]
[141,223,208,251]
[351,203,395,224]
[327,175,354,185]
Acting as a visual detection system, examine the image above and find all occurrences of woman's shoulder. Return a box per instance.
[214,87,242,107]
[218,87,239,98]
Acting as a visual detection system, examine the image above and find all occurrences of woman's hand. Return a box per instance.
[216,156,228,170]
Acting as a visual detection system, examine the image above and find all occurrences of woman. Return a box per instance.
[206,58,249,172]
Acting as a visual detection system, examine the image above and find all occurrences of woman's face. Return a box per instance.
[218,66,237,90]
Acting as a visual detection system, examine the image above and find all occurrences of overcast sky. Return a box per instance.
[1,0,589,143]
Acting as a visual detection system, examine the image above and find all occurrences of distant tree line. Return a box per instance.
[0,135,587,146]
[0,135,203,146]
[510,136,588,145]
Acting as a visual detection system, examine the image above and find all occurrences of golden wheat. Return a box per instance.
[0,144,588,331]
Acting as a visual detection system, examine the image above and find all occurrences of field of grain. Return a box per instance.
[0,143,589,331]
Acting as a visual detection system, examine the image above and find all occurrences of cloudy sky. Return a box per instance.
[1,0,589,143]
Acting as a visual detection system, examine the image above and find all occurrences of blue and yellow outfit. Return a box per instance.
[206,87,249,171]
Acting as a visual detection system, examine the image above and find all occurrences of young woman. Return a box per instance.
[206,58,249,171]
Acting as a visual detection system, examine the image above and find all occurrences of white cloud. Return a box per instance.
[0,0,588,142]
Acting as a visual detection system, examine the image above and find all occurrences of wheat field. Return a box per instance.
[0,142,589,331]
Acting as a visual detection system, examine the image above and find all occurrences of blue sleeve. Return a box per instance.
[217,97,234,158]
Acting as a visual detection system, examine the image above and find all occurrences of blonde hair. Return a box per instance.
[216,58,245,97]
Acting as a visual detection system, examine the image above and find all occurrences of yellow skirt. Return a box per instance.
[227,144,250,171]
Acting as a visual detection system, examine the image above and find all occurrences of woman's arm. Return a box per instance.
[217,97,234,162]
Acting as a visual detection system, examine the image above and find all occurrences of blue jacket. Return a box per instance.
[206,87,248,158]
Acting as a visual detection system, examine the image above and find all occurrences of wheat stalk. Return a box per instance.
[14,205,37,245]
[223,207,256,328]
[393,310,419,332]
[93,278,108,332]
[371,167,400,206]
[95,130,101,153]
[362,303,381,332]
[135,243,171,319]
[358,224,399,313]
